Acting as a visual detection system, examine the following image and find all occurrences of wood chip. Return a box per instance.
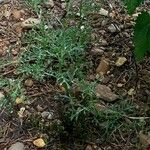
[96,57,109,76]
[115,57,127,66]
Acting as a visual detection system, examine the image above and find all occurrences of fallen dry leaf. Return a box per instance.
[0,91,4,100]
[21,18,41,28]
[15,97,23,104]
[12,9,22,19]
[139,131,150,149]
[33,138,46,148]
[59,84,66,92]
[115,57,127,67]
[96,57,109,76]
[128,88,135,96]
[95,84,119,102]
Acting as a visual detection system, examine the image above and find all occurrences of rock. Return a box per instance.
[61,2,66,9]
[99,39,108,46]
[117,83,123,87]
[47,112,53,120]
[44,0,54,8]
[41,111,53,119]
[95,103,106,111]
[24,79,33,87]
[8,142,25,150]
[115,57,127,67]
[33,138,46,148]
[12,48,19,56]
[36,105,44,112]
[21,18,41,28]
[96,57,109,76]
[85,145,93,150]
[99,8,109,16]
[41,111,49,119]
[91,47,104,55]
[108,24,117,33]
[101,19,108,26]
[95,84,119,102]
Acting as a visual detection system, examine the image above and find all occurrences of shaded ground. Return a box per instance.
[0,0,150,150]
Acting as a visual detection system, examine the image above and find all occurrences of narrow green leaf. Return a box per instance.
[134,12,150,61]
[125,0,144,14]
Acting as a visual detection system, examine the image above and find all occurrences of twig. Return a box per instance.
[128,116,150,120]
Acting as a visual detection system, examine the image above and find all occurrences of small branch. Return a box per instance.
[128,116,150,120]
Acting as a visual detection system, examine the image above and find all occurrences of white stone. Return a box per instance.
[9,142,25,150]
[108,24,117,33]
[99,8,109,16]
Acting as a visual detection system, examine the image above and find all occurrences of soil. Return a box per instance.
[0,0,150,149]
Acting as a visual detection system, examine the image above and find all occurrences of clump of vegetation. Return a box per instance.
[0,0,149,149]
[19,25,91,84]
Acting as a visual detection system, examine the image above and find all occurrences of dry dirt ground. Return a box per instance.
[0,0,150,150]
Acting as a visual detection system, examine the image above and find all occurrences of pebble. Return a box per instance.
[91,47,104,55]
[95,84,119,102]
[101,20,108,26]
[85,145,93,150]
[24,79,33,87]
[108,24,117,33]
[99,8,109,16]
[99,38,108,46]
[8,142,25,150]
[44,0,54,8]
[41,111,53,119]
[117,83,123,87]
[36,105,44,112]
[96,57,109,76]
[41,111,49,119]
[47,112,53,120]
[115,57,127,67]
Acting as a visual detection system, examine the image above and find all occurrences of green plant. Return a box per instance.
[125,0,144,15]
[125,0,150,60]
[0,77,24,109]
[19,24,91,86]
[26,0,44,14]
